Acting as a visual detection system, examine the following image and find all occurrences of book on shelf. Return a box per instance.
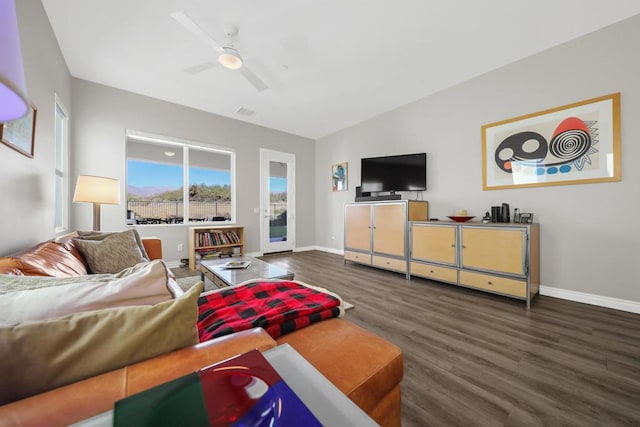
[197,230,241,248]
[113,350,321,427]
[197,248,221,258]
[201,252,221,260]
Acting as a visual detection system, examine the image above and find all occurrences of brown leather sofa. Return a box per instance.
[0,234,403,426]
[0,232,163,277]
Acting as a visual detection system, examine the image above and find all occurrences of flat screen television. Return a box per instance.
[361,153,427,193]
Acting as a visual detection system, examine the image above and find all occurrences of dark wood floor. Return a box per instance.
[180,250,640,426]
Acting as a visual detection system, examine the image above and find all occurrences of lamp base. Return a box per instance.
[93,203,101,231]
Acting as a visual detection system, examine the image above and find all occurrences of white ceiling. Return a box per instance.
[41,0,640,140]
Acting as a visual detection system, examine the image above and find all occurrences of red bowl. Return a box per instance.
[447,216,475,222]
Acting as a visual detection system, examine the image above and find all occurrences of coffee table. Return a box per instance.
[200,256,294,290]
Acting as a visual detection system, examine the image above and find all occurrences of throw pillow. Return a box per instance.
[0,260,182,296]
[0,282,202,405]
[77,229,150,261]
[0,260,175,326]
[74,230,146,274]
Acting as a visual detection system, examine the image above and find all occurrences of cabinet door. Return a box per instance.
[411,224,456,265]
[344,204,372,252]
[372,203,406,257]
[461,227,526,276]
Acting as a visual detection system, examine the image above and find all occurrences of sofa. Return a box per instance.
[0,232,403,426]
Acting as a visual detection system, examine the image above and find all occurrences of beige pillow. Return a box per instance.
[77,229,150,261]
[0,260,175,326]
[74,230,146,273]
[0,282,202,405]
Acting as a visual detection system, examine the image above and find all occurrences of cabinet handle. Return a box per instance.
[451,244,455,247]
[462,245,467,249]
[430,270,434,273]
[487,281,493,285]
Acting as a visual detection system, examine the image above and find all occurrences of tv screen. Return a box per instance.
[361,153,427,193]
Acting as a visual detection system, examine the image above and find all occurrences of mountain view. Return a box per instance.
[127,185,179,198]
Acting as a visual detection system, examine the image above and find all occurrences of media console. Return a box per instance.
[344,200,428,278]
[410,221,540,308]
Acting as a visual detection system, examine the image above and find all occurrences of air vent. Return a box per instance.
[236,107,256,117]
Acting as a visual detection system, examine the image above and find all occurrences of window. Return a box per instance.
[54,96,69,233]
[125,132,235,225]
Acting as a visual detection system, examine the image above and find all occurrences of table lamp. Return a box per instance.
[0,0,29,122]
[73,175,120,231]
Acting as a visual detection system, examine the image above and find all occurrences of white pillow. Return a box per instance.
[0,282,202,405]
[0,260,176,326]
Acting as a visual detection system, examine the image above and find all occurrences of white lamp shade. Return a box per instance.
[73,175,120,205]
[0,0,29,122]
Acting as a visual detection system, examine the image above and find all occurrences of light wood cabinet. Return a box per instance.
[411,224,457,265]
[461,227,526,276]
[344,200,428,277]
[411,222,539,308]
[188,225,244,270]
[344,204,371,252]
[372,203,406,257]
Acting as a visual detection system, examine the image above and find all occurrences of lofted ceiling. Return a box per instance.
[41,1,640,139]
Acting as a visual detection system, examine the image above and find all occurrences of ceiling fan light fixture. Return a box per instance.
[218,47,243,70]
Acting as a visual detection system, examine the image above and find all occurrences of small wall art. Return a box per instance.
[482,93,620,190]
[332,162,348,191]
[0,104,37,158]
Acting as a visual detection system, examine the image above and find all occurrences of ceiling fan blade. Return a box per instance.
[182,61,218,74]
[240,66,268,92]
[170,11,224,53]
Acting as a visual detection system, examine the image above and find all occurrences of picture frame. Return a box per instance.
[482,93,620,190]
[331,162,348,192]
[0,104,37,158]
[519,213,533,223]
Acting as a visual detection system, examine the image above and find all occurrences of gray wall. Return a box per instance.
[315,15,640,303]
[0,0,72,254]
[71,79,315,261]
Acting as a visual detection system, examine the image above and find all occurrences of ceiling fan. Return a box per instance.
[170,11,268,92]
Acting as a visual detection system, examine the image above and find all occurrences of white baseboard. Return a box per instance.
[255,246,344,255]
[259,247,640,314]
[172,249,638,314]
[540,286,640,314]
[294,245,344,255]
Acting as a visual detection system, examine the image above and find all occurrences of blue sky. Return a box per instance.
[270,177,286,193]
[127,161,230,187]
[128,160,287,192]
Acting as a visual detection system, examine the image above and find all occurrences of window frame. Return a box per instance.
[54,94,70,234]
[125,130,236,226]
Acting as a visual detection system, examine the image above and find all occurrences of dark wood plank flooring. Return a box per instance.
[177,250,640,426]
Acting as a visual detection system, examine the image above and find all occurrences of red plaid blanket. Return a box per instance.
[197,281,343,341]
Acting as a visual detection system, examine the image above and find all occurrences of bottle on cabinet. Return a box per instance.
[501,203,510,223]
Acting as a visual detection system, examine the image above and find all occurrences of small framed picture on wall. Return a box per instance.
[0,104,37,158]
[332,162,348,191]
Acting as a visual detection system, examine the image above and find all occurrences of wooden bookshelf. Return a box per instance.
[188,225,245,270]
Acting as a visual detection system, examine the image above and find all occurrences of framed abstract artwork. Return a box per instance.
[482,93,620,190]
[0,104,37,158]
[331,162,348,191]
